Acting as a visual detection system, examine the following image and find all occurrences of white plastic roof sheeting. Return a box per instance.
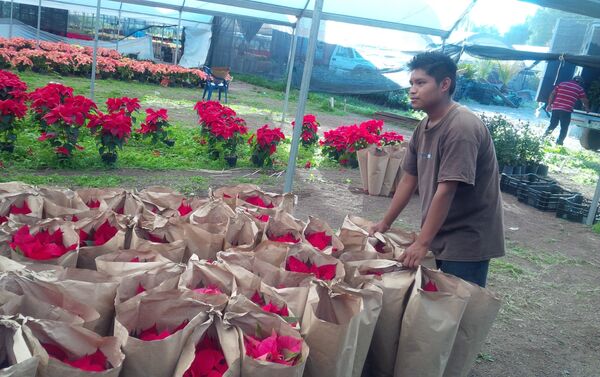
[4,0,477,37]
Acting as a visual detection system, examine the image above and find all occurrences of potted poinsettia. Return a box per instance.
[38,95,97,161]
[291,114,319,147]
[248,124,285,168]
[87,109,132,165]
[194,100,247,166]
[0,70,28,152]
[137,108,174,146]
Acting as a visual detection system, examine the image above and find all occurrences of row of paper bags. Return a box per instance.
[357,144,408,197]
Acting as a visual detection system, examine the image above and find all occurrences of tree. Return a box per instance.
[527,8,592,46]
[503,24,531,46]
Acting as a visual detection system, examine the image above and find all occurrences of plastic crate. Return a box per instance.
[517,184,579,212]
[556,195,600,224]
[500,173,556,196]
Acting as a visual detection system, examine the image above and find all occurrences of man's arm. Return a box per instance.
[399,181,458,268]
[582,97,590,112]
[370,173,418,234]
[546,88,557,110]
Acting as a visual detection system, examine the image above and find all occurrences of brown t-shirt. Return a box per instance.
[402,103,505,261]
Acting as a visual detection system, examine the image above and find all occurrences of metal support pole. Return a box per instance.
[90,0,101,100]
[173,0,185,65]
[281,25,299,123]
[115,1,123,51]
[586,176,600,226]
[283,0,324,193]
[8,0,14,39]
[35,0,41,46]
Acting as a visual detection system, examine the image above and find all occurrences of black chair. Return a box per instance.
[202,66,229,103]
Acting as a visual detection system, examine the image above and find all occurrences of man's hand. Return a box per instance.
[546,104,551,112]
[369,221,390,236]
[398,241,428,269]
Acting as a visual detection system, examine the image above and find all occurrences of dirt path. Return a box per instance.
[17,165,600,377]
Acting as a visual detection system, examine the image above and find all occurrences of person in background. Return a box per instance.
[369,52,505,287]
[545,76,590,145]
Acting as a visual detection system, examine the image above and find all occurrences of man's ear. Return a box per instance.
[440,77,452,93]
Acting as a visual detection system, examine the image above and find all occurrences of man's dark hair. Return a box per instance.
[408,52,457,95]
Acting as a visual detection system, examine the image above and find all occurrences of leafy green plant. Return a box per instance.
[476,59,496,82]
[457,62,477,80]
[496,62,523,89]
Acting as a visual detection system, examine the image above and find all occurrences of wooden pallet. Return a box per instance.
[373,111,420,127]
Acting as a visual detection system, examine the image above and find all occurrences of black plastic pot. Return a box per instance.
[537,164,549,177]
[101,152,118,165]
[502,165,514,175]
[0,142,14,153]
[224,155,237,168]
[525,164,539,174]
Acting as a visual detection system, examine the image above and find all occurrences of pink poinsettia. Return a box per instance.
[243,330,302,366]
[250,291,290,317]
[423,280,438,292]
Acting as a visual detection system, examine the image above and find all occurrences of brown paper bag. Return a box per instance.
[303,216,344,256]
[345,282,383,377]
[357,147,369,192]
[0,182,37,194]
[172,313,241,377]
[75,212,129,270]
[0,193,44,222]
[224,295,308,377]
[337,215,371,253]
[442,280,501,377]
[7,219,79,268]
[179,256,237,297]
[301,280,363,377]
[346,260,416,377]
[25,318,124,377]
[136,186,185,214]
[380,144,407,197]
[114,289,214,377]
[94,249,176,276]
[75,188,126,212]
[0,273,99,326]
[237,189,296,214]
[0,316,41,377]
[0,290,84,325]
[31,268,119,336]
[262,211,305,244]
[127,228,186,263]
[115,264,185,305]
[38,187,88,219]
[367,147,390,196]
[224,210,260,251]
[394,267,471,377]
[210,184,261,210]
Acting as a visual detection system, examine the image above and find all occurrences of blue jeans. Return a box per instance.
[435,260,490,287]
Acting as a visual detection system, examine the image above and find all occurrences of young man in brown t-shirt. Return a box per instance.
[371,52,504,287]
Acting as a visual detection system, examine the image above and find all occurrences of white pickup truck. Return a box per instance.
[328,45,377,74]
[571,110,600,151]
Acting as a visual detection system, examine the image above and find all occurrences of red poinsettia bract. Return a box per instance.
[184,336,228,377]
[285,255,336,280]
[135,320,189,341]
[42,343,110,372]
[305,231,332,251]
[10,225,76,260]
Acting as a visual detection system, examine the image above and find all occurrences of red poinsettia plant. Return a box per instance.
[0,200,32,224]
[133,320,189,341]
[285,255,336,280]
[29,83,96,160]
[9,224,77,260]
[291,114,319,147]
[137,107,174,146]
[0,70,28,152]
[42,343,111,372]
[106,96,140,121]
[87,109,132,164]
[321,119,383,167]
[194,100,247,162]
[184,335,228,377]
[251,291,290,317]
[248,124,285,167]
[78,219,118,247]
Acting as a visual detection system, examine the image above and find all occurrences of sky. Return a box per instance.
[468,0,540,34]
